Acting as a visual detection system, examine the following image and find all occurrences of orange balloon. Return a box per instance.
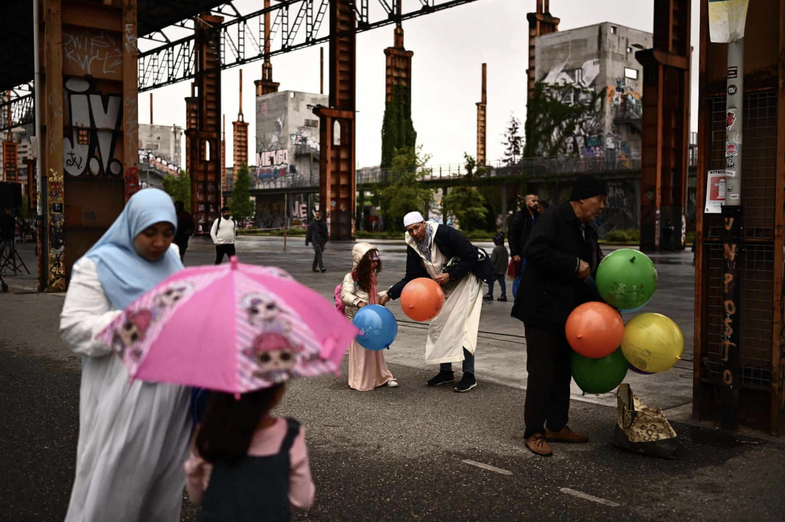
[400,277,445,322]
[565,302,625,359]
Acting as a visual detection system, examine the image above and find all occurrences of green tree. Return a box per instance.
[378,146,434,232]
[502,114,524,166]
[162,171,192,211]
[19,194,29,220]
[524,79,605,158]
[441,153,488,232]
[230,163,255,222]
[381,85,417,169]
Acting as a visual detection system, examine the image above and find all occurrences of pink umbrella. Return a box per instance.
[97,257,357,394]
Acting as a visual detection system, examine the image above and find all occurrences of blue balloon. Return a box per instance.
[352,304,398,351]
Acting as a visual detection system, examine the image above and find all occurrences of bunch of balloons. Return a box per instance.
[566,249,684,394]
[353,305,398,351]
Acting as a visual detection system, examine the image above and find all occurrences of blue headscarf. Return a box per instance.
[85,188,184,309]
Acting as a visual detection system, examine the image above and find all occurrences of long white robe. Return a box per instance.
[60,255,192,522]
[405,224,484,365]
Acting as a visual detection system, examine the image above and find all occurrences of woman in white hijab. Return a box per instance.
[60,189,191,522]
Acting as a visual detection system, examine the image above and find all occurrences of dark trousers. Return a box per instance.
[175,238,189,262]
[215,244,236,265]
[487,274,507,297]
[523,325,572,439]
[440,347,475,375]
[312,243,324,270]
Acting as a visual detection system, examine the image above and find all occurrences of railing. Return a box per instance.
[226,151,699,193]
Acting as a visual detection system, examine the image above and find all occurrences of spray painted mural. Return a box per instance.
[540,59,606,158]
[63,78,123,177]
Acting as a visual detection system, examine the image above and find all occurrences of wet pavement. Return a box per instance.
[1,237,782,522]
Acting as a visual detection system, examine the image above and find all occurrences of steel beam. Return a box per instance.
[137,0,483,92]
[636,0,691,252]
[38,0,139,291]
[314,0,356,241]
[186,13,223,233]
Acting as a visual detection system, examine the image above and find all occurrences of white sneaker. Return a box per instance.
[387,379,399,388]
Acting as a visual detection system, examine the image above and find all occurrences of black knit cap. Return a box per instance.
[569,175,606,201]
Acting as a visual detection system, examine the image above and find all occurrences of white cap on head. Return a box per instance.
[403,211,425,228]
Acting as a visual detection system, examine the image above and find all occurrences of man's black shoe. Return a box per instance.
[426,372,455,387]
[320,268,327,273]
[483,294,493,301]
[454,373,477,393]
[497,296,507,302]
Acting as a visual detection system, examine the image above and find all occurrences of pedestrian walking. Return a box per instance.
[508,193,540,299]
[305,210,328,273]
[484,232,509,302]
[662,219,675,251]
[59,188,191,522]
[211,206,237,265]
[511,175,606,457]
[184,384,315,520]
[380,211,495,393]
[341,242,398,391]
[174,201,195,262]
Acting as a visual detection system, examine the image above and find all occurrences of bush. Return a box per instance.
[605,230,630,243]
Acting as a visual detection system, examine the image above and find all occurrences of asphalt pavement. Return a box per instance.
[1,236,783,522]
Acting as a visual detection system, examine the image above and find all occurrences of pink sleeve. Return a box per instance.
[184,445,212,506]
[289,426,315,511]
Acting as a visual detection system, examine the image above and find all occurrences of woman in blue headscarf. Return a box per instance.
[60,189,191,522]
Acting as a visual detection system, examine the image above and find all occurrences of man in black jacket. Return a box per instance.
[380,211,495,392]
[305,210,328,273]
[508,193,540,264]
[511,175,606,457]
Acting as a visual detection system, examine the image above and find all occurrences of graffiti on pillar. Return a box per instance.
[721,213,741,387]
[47,169,65,290]
[63,30,123,77]
[63,78,123,177]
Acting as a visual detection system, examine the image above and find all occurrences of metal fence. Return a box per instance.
[703,91,778,391]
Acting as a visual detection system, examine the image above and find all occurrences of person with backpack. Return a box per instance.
[184,384,315,520]
[210,207,237,265]
[337,243,398,391]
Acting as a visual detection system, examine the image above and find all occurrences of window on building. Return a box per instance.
[77,128,89,146]
[304,119,319,128]
[624,67,639,80]
[610,26,617,34]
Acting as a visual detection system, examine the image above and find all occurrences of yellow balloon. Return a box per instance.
[621,313,684,373]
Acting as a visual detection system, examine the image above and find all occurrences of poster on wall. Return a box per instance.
[705,170,727,214]
[708,0,750,43]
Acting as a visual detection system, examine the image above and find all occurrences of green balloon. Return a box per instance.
[595,249,658,310]
[571,348,628,395]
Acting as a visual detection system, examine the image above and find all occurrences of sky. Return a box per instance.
[138,0,701,170]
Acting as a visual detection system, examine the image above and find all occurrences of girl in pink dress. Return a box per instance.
[184,384,315,521]
[341,243,398,391]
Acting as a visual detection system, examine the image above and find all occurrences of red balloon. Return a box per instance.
[400,277,445,322]
[565,302,624,359]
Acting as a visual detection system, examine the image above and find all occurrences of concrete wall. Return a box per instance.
[534,22,652,160]
[138,124,183,166]
[255,91,326,188]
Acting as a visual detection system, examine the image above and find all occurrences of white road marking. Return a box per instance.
[461,459,513,476]
[560,488,620,507]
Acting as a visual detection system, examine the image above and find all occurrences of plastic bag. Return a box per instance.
[612,383,681,459]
